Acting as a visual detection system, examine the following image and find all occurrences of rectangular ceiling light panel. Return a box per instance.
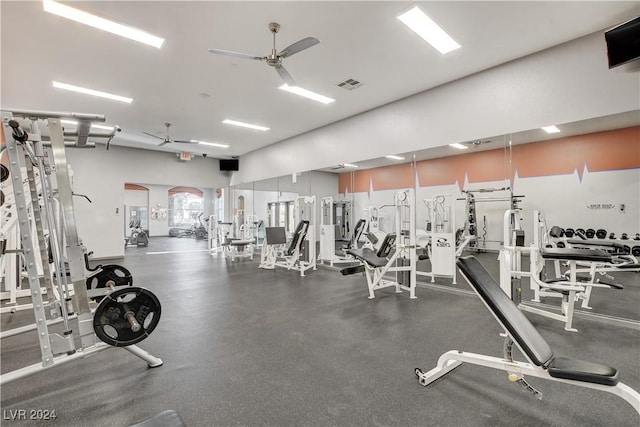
[191,140,229,148]
[43,0,164,48]
[385,155,405,160]
[542,125,561,134]
[397,6,460,54]
[449,143,468,150]
[222,119,269,131]
[53,81,133,103]
[279,85,335,104]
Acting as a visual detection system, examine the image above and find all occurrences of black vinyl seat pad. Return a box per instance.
[566,239,625,250]
[346,248,388,268]
[548,357,618,386]
[457,256,619,386]
[541,248,612,262]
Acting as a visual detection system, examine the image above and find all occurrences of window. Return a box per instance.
[168,187,203,227]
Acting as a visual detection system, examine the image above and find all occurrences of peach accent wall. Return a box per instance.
[338,126,639,193]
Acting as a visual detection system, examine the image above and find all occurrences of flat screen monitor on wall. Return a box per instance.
[219,159,239,171]
[605,16,640,68]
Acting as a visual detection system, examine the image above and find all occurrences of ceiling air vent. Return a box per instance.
[337,78,363,90]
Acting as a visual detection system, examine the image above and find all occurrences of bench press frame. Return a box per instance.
[416,256,640,416]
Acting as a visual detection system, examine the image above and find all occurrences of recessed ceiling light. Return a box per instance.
[449,143,469,150]
[53,81,133,103]
[42,0,164,48]
[279,85,335,104]
[191,140,229,148]
[343,163,358,168]
[397,6,460,55]
[60,119,114,131]
[385,155,405,160]
[222,119,269,131]
[542,125,561,133]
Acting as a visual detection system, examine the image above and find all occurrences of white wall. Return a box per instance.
[66,145,229,258]
[232,31,639,185]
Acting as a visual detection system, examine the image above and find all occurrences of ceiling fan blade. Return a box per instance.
[208,49,263,61]
[278,37,319,58]
[172,140,194,144]
[275,64,296,86]
[158,140,171,147]
[142,131,164,140]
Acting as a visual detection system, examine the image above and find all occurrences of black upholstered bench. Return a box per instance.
[415,256,640,415]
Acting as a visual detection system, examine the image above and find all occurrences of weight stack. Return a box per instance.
[396,257,409,285]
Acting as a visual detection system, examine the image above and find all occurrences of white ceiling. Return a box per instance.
[1,1,638,159]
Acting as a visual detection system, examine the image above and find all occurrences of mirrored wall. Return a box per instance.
[225,111,640,323]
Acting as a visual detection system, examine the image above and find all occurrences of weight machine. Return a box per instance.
[458,187,523,252]
[343,189,417,299]
[0,109,162,385]
[259,196,316,276]
[318,197,366,266]
[416,194,457,285]
[499,209,622,332]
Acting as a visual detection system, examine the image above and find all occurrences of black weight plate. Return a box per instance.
[0,190,4,207]
[585,228,595,238]
[565,228,575,238]
[595,229,607,239]
[1,164,8,182]
[632,246,640,256]
[86,265,133,290]
[93,287,161,347]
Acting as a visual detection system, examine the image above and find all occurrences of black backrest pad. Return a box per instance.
[286,221,309,256]
[350,219,367,247]
[376,233,396,258]
[456,256,554,367]
[265,227,287,245]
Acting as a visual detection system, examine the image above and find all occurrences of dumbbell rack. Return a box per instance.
[0,109,162,385]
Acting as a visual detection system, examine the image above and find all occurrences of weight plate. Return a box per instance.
[93,287,161,347]
[632,246,640,256]
[0,164,8,182]
[585,228,595,238]
[564,228,575,238]
[595,229,607,239]
[86,265,133,290]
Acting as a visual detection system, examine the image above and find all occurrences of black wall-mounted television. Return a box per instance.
[605,16,640,68]
[219,158,239,171]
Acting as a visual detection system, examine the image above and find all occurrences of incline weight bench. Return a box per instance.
[415,256,640,415]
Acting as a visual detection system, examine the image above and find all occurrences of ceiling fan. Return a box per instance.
[208,22,319,86]
[142,123,191,146]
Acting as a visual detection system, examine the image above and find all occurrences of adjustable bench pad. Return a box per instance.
[346,248,388,268]
[541,248,612,262]
[457,257,554,367]
[548,357,618,386]
[567,239,625,250]
[229,239,254,246]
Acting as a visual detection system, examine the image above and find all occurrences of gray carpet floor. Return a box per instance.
[1,237,639,427]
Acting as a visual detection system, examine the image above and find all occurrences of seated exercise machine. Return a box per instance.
[319,197,368,266]
[342,189,417,299]
[259,221,315,276]
[500,210,623,332]
[415,256,640,416]
[1,109,163,385]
